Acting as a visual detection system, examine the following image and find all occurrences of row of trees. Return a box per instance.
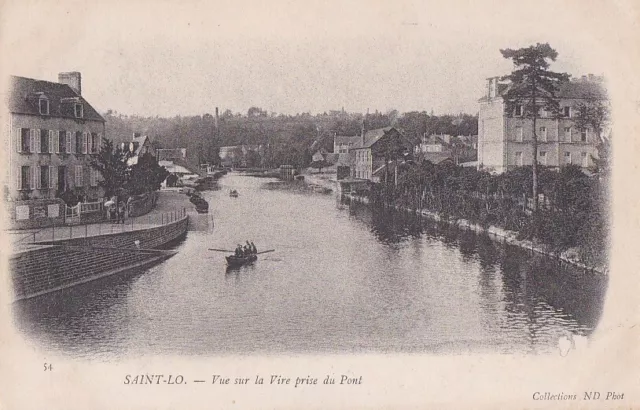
[372,160,608,267]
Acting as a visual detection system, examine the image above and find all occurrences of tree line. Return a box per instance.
[103,109,478,169]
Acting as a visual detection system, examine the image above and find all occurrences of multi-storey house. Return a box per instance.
[5,72,105,202]
[478,74,606,173]
[351,126,411,183]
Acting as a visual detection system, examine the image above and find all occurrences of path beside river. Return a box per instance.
[9,191,194,248]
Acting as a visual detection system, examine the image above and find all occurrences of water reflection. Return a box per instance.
[344,197,607,345]
[13,176,607,358]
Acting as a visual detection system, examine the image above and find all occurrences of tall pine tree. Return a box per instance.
[500,43,569,216]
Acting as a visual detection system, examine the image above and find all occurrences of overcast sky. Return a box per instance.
[1,1,637,117]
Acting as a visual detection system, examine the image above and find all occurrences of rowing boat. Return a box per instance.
[225,254,257,267]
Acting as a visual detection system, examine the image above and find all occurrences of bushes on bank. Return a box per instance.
[370,162,608,264]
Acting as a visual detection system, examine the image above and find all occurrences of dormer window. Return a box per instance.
[514,105,523,117]
[39,97,49,115]
[74,103,84,118]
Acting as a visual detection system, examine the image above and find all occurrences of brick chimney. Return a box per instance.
[58,72,82,95]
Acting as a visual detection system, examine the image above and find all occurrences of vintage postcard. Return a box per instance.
[1,0,639,409]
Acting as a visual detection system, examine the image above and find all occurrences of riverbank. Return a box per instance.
[345,192,608,276]
[262,179,333,194]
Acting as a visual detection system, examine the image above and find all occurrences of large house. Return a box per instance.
[351,126,412,182]
[478,74,606,173]
[5,72,105,202]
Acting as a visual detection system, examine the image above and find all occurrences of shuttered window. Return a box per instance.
[75,165,83,187]
[75,131,82,153]
[18,166,30,190]
[58,131,65,153]
[39,166,49,189]
[82,132,88,154]
[40,129,49,153]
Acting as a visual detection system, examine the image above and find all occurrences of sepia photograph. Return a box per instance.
[1,0,638,408]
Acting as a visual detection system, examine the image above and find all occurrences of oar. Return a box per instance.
[209,248,235,252]
[256,249,275,255]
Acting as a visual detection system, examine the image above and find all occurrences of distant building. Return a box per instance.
[123,133,152,166]
[5,72,105,202]
[351,126,412,183]
[478,74,606,173]
[219,144,264,167]
[415,135,450,154]
[157,148,187,161]
[333,134,361,154]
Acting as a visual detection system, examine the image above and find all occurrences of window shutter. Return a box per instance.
[55,131,60,154]
[49,130,54,153]
[16,167,21,190]
[16,128,22,153]
[30,129,36,153]
[37,129,42,153]
[82,132,88,154]
[66,131,72,153]
[33,166,39,189]
[97,133,102,153]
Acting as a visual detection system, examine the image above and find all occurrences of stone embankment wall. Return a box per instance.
[10,216,188,301]
[10,245,174,301]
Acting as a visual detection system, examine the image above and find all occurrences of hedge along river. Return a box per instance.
[14,174,607,359]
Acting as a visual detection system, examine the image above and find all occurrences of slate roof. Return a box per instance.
[7,75,105,122]
[480,78,606,102]
[334,135,361,145]
[349,127,401,150]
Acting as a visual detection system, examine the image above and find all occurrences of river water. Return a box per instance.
[14,174,608,359]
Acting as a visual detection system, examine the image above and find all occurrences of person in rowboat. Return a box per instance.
[244,241,252,255]
[250,241,257,254]
[235,244,244,257]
